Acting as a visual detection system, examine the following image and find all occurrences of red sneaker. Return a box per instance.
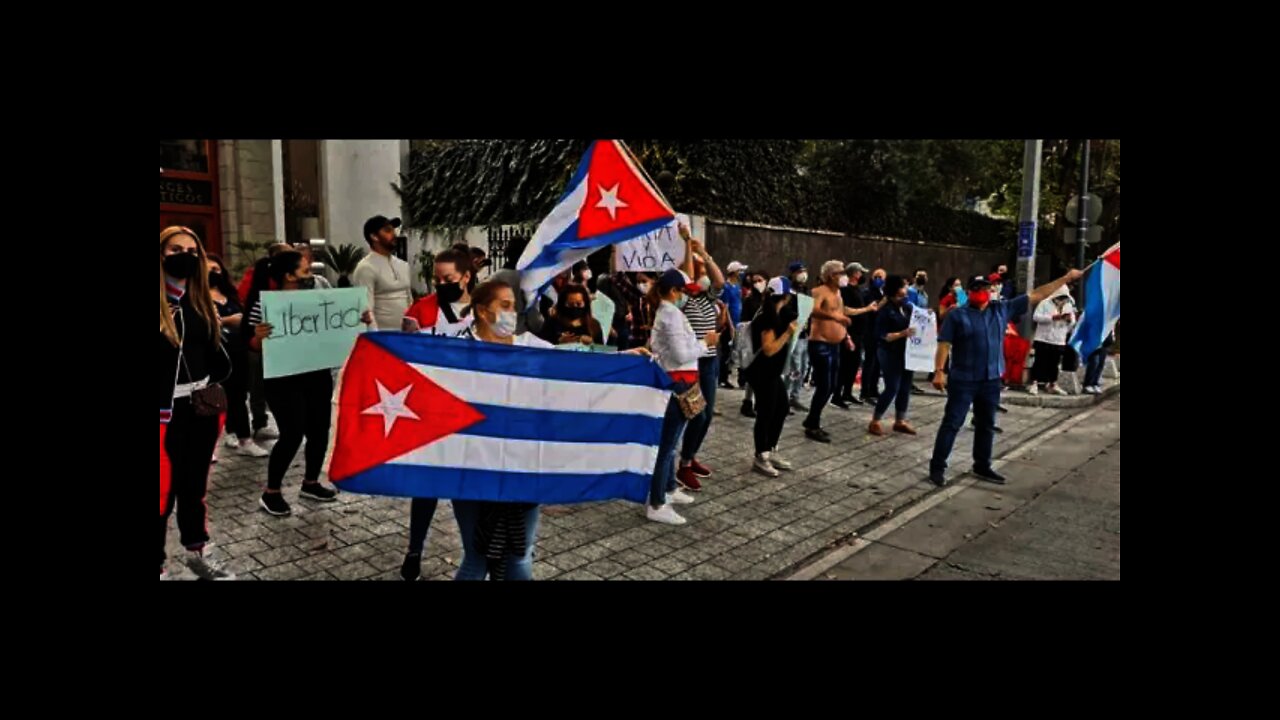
[677,465,704,492]
[688,459,713,478]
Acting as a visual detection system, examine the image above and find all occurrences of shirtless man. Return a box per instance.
[803,260,855,443]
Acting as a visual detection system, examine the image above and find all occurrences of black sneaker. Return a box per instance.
[997,404,1009,413]
[790,399,809,412]
[845,395,865,406]
[299,482,338,502]
[400,552,422,581]
[832,400,851,410]
[719,381,736,390]
[971,422,1004,434]
[928,470,948,487]
[259,492,292,516]
[740,402,756,418]
[911,386,926,395]
[805,427,832,443]
[973,467,1007,485]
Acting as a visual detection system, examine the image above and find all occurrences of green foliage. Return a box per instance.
[317,244,367,281]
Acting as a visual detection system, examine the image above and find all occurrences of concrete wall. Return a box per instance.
[217,140,279,271]
[704,219,1050,298]
[319,140,404,250]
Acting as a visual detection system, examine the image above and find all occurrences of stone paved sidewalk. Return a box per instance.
[166,382,1079,580]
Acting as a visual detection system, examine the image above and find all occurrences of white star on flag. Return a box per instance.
[362,380,421,437]
[595,183,629,220]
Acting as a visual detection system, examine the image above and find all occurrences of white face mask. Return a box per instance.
[796,272,809,284]
[753,281,766,293]
[492,310,518,338]
[838,276,849,288]
[698,276,711,292]
[992,284,1003,296]
[582,271,592,282]
[637,282,651,294]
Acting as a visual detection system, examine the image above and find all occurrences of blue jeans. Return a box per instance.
[804,341,841,429]
[1084,349,1107,387]
[930,378,1002,474]
[788,341,809,401]
[652,380,692,506]
[680,356,718,463]
[451,500,541,581]
[873,351,912,422]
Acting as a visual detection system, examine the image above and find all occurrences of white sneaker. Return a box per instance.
[753,454,780,477]
[768,450,793,471]
[183,546,236,581]
[667,489,695,505]
[1051,385,1068,396]
[255,426,280,441]
[646,504,687,526]
[224,434,241,450]
[236,439,270,458]
[1027,384,1039,396]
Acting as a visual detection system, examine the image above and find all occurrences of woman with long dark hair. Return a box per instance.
[538,283,607,346]
[244,251,371,517]
[746,277,799,477]
[160,227,234,580]
[206,254,269,459]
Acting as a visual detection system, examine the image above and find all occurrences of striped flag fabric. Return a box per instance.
[1069,242,1120,358]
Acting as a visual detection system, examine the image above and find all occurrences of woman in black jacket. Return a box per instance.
[160,226,234,580]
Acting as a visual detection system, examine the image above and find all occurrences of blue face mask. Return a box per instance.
[954,287,968,306]
[872,277,885,289]
[674,294,688,310]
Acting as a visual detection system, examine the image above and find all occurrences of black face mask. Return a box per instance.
[917,277,927,286]
[208,271,222,287]
[296,276,316,290]
[562,305,587,320]
[437,282,464,305]
[164,253,200,280]
[779,303,798,323]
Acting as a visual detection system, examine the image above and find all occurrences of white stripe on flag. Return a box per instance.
[410,363,669,417]
[517,177,591,304]
[388,433,658,475]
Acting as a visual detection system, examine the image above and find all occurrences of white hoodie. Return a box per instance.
[1033,286,1077,346]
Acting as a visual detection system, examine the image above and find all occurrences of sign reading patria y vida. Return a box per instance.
[260,288,368,378]
[613,214,690,273]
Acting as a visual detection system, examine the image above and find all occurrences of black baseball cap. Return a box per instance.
[363,215,402,241]
[967,274,992,290]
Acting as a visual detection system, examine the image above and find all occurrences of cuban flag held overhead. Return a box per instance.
[1069,242,1121,359]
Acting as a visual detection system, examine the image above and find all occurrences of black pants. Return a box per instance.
[838,341,862,401]
[248,349,270,432]
[161,400,219,569]
[407,498,439,554]
[718,329,734,385]
[749,371,788,454]
[264,370,333,489]
[1032,341,1064,384]
[224,345,251,440]
[860,334,881,399]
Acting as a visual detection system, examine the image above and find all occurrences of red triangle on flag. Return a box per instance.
[328,337,485,482]
[1104,246,1120,270]
[576,140,674,238]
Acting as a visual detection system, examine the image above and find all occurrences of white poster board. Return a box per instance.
[905,306,938,373]
[613,214,689,273]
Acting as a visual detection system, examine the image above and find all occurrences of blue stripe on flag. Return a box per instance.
[1069,263,1106,357]
[462,403,662,446]
[365,332,673,390]
[557,142,595,204]
[336,463,651,504]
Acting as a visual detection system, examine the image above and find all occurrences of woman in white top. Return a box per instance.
[1030,286,1077,396]
[645,269,717,526]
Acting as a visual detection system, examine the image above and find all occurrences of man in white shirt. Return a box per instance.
[352,215,413,331]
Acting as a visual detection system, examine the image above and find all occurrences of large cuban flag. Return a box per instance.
[516,140,675,306]
[325,333,674,505]
[1069,242,1121,358]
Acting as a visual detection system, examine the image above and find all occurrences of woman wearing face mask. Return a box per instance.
[539,284,608,346]
[938,277,966,321]
[868,275,919,437]
[858,268,888,403]
[739,272,769,416]
[159,227,234,580]
[747,277,799,477]
[449,279,555,580]
[623,272,657,350]
[1029,286,1077,396]
[245,251,371,517]
[207,254,269,459]
[402,248,475,338]
[645,269,712,525]
[675,239,725,492]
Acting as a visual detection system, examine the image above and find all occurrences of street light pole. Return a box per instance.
[1017,140,1042,340]
[1076,140,1091,274]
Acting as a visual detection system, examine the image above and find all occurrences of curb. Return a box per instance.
[1001,382,1120,409]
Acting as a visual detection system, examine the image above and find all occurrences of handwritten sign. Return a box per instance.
[261,288,368,378]
[613,214,689,273]
[905,305,938,372]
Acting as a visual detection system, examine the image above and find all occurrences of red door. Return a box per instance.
[160,140,221,256]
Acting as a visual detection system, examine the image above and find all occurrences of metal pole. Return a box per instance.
[1076,140,1091,273]
[1016,140,1042,339]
